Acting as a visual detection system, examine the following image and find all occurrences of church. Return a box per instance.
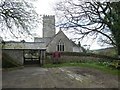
[0,15,83,53]
[1,15,83,65]
[34,15,83,52]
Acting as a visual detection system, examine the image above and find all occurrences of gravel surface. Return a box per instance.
[2,66,120,88]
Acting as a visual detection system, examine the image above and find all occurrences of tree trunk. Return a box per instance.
[117,33,120,59]
[111,28,120,59]
[116,35,120,59]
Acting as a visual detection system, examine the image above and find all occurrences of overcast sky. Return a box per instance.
[33,0,110,50]
[34,0,56,15]
[1,0,111,50]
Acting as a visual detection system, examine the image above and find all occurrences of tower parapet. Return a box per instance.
[43,15,55,38]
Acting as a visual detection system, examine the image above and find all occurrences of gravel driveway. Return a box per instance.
[2,66,120,88]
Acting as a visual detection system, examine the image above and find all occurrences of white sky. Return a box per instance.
[0,0,110,50]
[33,0,56,15]
[33,0,109,50]
[32,0,58,37]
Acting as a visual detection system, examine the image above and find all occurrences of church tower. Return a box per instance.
[43,15,55,38]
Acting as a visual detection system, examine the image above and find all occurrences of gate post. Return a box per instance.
[39,50,41,66]
[23,49,25,65]
[39,50,46,66]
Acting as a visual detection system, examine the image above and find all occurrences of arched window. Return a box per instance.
[57,40,64,51]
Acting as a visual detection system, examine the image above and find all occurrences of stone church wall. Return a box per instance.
[43,15,55,38]
[47,31,73,52]
[73,46,82,52]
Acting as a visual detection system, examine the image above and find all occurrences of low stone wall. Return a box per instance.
[2,49,24,65]
[45,54,115,64]
[0,49,2,68]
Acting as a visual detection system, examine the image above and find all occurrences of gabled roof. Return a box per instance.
[46,30,79,47]
[46,30,62,47]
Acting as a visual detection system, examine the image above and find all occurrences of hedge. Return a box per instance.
[46,52,120,61]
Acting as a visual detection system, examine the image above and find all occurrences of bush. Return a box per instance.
[108,60,120,69]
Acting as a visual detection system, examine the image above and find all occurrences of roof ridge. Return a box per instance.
[46,30,63,47]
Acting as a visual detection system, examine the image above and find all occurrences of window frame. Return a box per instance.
[57,40,64,52]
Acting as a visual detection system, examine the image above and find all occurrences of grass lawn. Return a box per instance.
[43,62,120,75]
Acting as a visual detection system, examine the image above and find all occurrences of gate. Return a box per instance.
[23,49,45,66]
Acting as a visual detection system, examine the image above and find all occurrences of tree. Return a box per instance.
[0,0,40,38]
[55,0,120,57]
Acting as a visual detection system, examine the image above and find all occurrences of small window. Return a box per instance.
[57,40,64,51]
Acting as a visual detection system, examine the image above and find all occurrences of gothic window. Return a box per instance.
[57,40,64,51]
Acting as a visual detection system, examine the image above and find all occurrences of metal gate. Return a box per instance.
[23,49,45,66]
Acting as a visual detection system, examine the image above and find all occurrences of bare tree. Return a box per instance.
[0,0,40,38]
[55,0,120,57]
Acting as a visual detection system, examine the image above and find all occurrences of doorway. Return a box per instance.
[23,49,45,66]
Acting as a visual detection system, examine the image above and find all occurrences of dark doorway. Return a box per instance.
[23,49,45,66]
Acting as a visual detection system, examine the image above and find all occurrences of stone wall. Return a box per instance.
[1,42,46,65]
[73,46,82,52]
[47,30,73,52]
[45,54,114,64]
[0,49,2,68]
[2,49,24,65]
[60,56,103,63]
